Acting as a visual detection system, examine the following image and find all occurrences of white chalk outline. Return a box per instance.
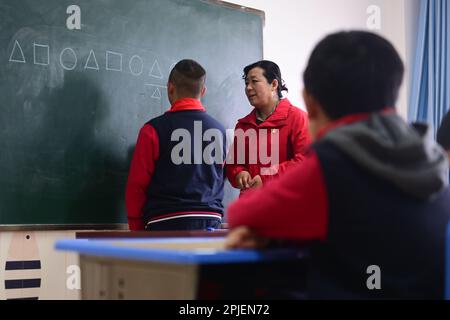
[149,59,163,79]
[33,43,50,66]
[106,50,123,72]
[128,55,143,76]
[145,84,167,100]
[151,88,162,99]
[9,40,26,63]
[59,47,78,70]
[84,50,99,70]
[145,84,167,89]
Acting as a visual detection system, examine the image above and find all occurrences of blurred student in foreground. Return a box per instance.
[226,31,450,299]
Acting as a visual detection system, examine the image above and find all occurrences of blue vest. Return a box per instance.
[143,111,226,223]
[309,141,450,299]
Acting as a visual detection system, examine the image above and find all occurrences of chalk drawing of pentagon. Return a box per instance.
[129,55,143,76]
[106,51,123,72]
[33,43,50,66]
[149,60,163,79]
[9,40,26,63]
[84,50,99,71]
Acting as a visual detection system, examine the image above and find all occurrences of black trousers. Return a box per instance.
[145,217,222,231]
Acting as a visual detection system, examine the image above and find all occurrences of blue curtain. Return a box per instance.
[409,0,450,137]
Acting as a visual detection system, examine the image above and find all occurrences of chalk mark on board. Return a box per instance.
[9,40,26,63]
[84,50,100,71]
[33,43,50,66]
[145,84,167,100]
[60,47,77,70]
[129,55,144,76]
[149,59,163,79]
[106,50,123,72]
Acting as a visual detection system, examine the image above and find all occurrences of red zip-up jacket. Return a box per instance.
[226,98,311,188]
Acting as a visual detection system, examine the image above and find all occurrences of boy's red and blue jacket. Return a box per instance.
[228,110,450,299]
[126,98,226,230]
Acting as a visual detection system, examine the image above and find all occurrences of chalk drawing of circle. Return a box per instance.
[60,48,78,71]
[129,55,144,76]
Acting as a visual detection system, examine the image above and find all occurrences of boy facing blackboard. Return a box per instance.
[126,60,226,231]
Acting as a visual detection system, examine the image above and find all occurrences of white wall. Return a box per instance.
[404,0,422,116]
[0,231,80,300]
[228,0,410,119]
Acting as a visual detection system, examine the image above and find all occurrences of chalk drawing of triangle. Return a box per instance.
[9,40,26,63]
[151,88,162,99]
[149,60,163,79]
[85,50,99,70]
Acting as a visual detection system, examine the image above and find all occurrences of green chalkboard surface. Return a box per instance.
[0,0,263,226]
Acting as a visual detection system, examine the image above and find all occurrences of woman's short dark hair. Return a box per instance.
[243,60,288,99]
[303,31,404,119]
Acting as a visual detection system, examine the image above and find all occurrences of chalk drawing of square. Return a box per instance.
[33,43,50,66]
[106,51,123,72]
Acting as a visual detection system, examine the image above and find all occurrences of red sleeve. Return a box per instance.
[125,124,159,231]
[261,108,311,184]
[227,151,328,241]
[225,123,248,188]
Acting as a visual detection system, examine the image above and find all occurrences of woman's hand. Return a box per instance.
[235,171,252,190]
[225,226,269,249]
[249,175,263,189]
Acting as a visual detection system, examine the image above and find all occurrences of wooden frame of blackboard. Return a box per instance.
[202,0,266,25]
[0,224,129,232]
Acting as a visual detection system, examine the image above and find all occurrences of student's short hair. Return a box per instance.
[243,60,288,99]
[303,31,404,119]
[168,59,206,97]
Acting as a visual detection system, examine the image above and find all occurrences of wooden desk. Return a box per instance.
[76,230,229,239]
[56,237,307,300]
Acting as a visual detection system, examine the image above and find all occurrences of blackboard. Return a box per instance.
[0,0,263,226]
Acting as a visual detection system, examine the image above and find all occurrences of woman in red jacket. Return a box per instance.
[226,60,311,193]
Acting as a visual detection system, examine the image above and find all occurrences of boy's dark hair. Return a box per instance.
[243,60,288,99]
[169,59,206,97]
[303,31,404,119]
